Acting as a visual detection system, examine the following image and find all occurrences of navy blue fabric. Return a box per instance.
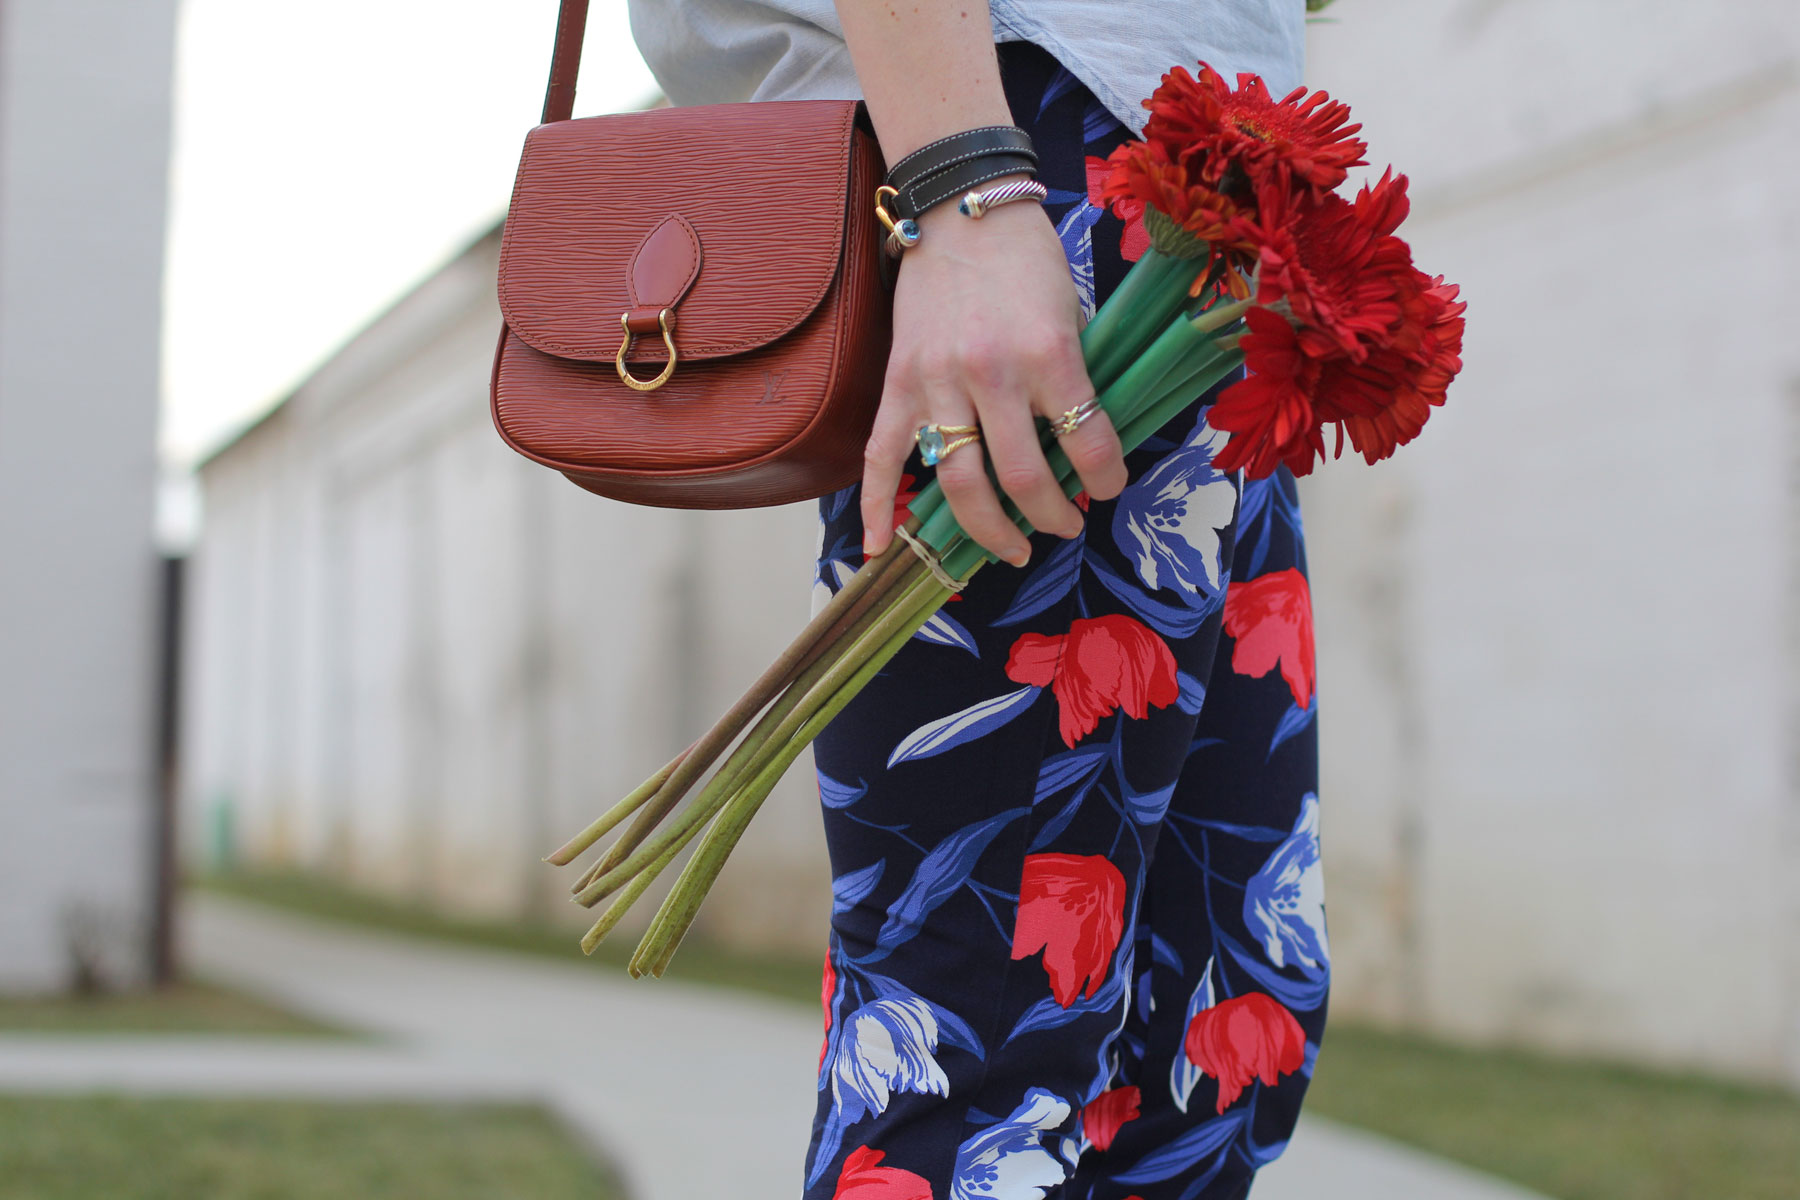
[805,43,1328,1200]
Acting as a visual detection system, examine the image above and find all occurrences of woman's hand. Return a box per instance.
[860,194,1129,567]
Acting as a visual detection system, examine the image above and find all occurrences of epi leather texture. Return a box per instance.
[490,3,893,509]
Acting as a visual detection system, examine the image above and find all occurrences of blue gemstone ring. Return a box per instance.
[915,422,981,467]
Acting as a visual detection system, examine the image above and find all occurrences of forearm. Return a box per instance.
[834,0,1013,161]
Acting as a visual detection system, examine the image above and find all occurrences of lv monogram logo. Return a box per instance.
[759,370,787,405]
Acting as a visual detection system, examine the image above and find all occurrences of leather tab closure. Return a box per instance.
[628,215,702,313]
[615,217,700,392]
[624,306,671,335]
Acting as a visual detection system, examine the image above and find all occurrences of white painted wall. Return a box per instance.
[0,0,179,990]
[1301,1,1800,1084]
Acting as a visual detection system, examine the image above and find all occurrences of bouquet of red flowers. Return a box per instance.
[548,65,1465,974]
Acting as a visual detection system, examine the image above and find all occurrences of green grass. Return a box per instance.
[0,980,339,1036]
[202,870,1800,1200]
[198,869,824,1008]
[0,1096,621,1200]
[1306,1024,1800,1200]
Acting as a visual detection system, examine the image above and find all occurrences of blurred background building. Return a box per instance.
[165,0,1800,1092]
[0,0,181,991]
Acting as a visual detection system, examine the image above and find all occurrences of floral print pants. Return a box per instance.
[806,43,1329,1200]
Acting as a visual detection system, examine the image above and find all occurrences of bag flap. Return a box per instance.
[498,100,859,364]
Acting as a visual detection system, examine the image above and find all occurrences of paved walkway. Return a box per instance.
[0,896,1553,1200]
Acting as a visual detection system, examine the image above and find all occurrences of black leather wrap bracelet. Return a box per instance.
[880,125,1039,223]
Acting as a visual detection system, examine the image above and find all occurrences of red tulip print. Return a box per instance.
[833,1146,933,1200]
[1183,992,1307,1113]
[1222,569,1315,709]
[1081,1085,1142,1152]
[820,948,837,1073]
[1005,614,1181,747]
[1011,853,1127,1007]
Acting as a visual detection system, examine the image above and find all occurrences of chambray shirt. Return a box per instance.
[625,1,1307,135]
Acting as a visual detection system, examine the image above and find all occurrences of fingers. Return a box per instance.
[1030,342,1128,504]
[921,362,1033,566]
[971,350,1085,542]
[1046,393,1128,503]
[935,439,1031,567]
[859,383,918,560]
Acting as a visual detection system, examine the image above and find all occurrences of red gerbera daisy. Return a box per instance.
[1244,171,1417,363]
[1207,306,1325,478]
[1097,139,1258,289]
[1333,274,1466,464]
[1143,64,1367,198]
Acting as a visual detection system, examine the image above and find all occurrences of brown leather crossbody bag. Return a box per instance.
[490,0,894,509]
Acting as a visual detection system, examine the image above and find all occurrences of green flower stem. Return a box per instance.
[574,553,930,908]
[1114,350,1246,449]
[629,572,952,977]
[580,535,919,880]
[547,746,687,868]
[573,611,852,904]
[578,824,696,955]
[1082,250,1206,392]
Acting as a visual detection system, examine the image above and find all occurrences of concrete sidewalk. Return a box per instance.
[0,895,1554,1200]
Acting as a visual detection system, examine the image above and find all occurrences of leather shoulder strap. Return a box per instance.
[541,0,589,124]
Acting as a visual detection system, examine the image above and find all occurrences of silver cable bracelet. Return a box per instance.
[958,178,1050,219]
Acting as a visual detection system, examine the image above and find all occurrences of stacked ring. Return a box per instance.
[1052,398,1102,438]
[916,422,981,467]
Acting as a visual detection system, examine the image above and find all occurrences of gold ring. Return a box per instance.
[1052,398,1102,437]
[916,422,981,466]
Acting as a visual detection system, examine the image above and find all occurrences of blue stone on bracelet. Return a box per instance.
[917,424,947,466]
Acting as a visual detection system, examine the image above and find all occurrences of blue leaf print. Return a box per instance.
[870,807,1030,958]
[1268,700,1316,757]
[1236,473,1301,581]
[808,1107,849,1188]
[1121,772,1176,826]
[888,686,1042,767]
[1151,932,1183,974]
[1033,745,1109,803]
[916,608,980,655]
[1037,66,1082,116]
[832,860,885,915]
[1177,1156,1233,1200]
[1084,551,1211,638]
[1177,670,1207,715]
[1025,791,1084,853]
[1081,98,1116,144]
[1111,1110,1244,1185]
[1007,955,1129,1040]
[993,535,1084,628]
[1220,930,1331,1012]
[818,772,866,809]
[1188,818,1289,843]
[821,483,857,524]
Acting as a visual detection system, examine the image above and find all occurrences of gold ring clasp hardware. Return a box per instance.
[874,186,921,256]
[616,309,679,392]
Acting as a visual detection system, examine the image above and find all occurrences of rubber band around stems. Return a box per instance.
[894,525,970,592]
